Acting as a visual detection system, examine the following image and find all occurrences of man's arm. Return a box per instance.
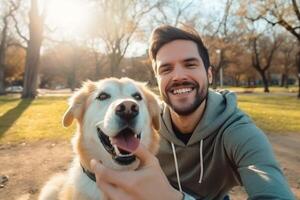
[224,125,294,199]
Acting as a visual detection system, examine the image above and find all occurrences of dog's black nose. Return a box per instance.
[115,101,139,121]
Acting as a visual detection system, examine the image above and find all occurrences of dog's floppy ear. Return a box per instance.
[150,98,160,131]
[63,106,74,127]
[139,84,161,131]
[62,103,83,127]
[62,81,97,127]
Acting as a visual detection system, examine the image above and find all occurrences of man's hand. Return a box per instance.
[90,144,183,200]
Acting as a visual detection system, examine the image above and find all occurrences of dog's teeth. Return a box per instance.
[119,153,133,157]
[113,145,121,156]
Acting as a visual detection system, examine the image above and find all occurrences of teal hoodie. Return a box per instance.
[156,90,294,200]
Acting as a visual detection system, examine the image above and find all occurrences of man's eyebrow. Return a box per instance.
[183,57,200,63]
[158,63,171,69]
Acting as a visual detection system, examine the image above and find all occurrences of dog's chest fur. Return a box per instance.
[67,160,104,200]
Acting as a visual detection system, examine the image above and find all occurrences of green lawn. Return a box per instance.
[237,94,300,134]
[223,86,298,94]
[0,93,299,144]
[0,96,74,143]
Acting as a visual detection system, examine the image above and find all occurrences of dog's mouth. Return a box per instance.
[97,127,141,165]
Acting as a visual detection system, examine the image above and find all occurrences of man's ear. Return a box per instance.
[207,66,213,84]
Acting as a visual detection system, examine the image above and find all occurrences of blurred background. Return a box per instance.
[0,0,299,98]
[1,1,300,199]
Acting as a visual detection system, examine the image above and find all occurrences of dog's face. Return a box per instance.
[62,78,160,171]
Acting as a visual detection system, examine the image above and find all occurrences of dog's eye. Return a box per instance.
[97,92,111,101]
[132,92,142,101]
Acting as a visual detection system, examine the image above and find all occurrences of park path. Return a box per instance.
[0,134,299,200]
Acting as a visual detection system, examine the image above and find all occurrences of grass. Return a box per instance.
[0,96,74,144]
[237,94,300,134]
[223,86,298,94]
[0,93,299,144]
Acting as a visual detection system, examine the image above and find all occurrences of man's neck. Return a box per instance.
[170,99,207,134]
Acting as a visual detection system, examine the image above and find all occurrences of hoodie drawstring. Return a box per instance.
[199,139,203,183]
[171,140,204,191]
[171,142,182,192]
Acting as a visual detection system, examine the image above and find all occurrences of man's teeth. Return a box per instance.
[173,88,192,95]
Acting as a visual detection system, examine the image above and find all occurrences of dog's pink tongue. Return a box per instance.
[111,134,139,153]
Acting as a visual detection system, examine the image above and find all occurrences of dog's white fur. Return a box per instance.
[39,78,160,200]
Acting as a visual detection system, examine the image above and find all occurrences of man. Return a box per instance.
[90,25,294,200]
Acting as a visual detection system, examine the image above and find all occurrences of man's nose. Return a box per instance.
[172,64,187,81]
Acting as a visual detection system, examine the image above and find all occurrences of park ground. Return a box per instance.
[0,87,300,200]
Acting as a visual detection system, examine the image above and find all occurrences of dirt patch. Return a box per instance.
[0,134,299,200]
[0,140,73,200]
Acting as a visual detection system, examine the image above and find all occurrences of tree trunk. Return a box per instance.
[261,72,270,93]
[109,54,120,77]
[280,73,286,87]
[212,66,220,89]
[234,75,240,87]
[297,65,300,98]
[0,69,5,94]
[94,63,101,81]
[21,0,44,99]
[284,74,289,88]
[0,16,8,95]
[297,50,300,99]
[22,42,42,98]
[67,64,76,91]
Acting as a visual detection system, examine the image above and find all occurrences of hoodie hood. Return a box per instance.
[160,89,237,146]
[157,89,293,199]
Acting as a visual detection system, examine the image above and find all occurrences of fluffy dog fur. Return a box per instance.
[38,78,160,200]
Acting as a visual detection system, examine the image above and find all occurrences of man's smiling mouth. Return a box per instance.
[171,87,194,95]
[97,127,141,165]
[167,81,198,96]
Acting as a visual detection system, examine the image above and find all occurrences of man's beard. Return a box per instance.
[162,81,209,116]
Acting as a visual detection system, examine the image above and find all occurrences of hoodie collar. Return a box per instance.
[160,89,237,146]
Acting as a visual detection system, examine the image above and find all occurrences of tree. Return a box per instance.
[5,46,26,86]
[90,0,159,77]
[153,0,195,27]
[249,33,282,92]
[206,0,237,88]
[244,0,300,97]
[86,38,107,81]
[13,0,45,98]
[0,1,18,94]
[275,36,298,88]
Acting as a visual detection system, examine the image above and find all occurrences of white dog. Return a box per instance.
[39,78,160,200]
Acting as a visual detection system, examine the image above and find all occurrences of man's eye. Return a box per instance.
[159,68,170,75]
[186,63,196,68]
[132,92,142,101]
[97,92,111,101]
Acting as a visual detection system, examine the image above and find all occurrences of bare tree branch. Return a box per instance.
[292,0,300,22]
[7,42,26,50]
[174,1,193,26]
[277,18,300,41]
[12,15,29,43]
[246,13,300,41]
[213,0,233,37]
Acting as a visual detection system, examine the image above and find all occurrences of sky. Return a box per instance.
[41,0,226,57]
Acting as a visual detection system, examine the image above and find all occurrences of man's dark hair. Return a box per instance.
[149,25,210,72]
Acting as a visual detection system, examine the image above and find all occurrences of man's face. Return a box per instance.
[155,40,212,116]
